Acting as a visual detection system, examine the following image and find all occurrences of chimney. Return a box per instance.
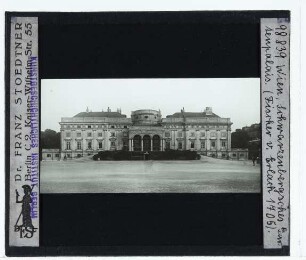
[205,107,212,115]
[86,106,89,113]
[107,107,111,112]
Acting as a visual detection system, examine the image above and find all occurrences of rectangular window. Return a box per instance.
[77,132,81,137]
[190,132,195,137]
[211,141,216,148]
[221,132,227,138]
[123,132,128,137]
[77,125,81,129]
[222,141,226,147]
[88,141,92,149]
[178,131,183,138]
[66,132,71,137]
[123,141,128,150]
[67,154,71,158]
[88,125,91,128]
[111,141,116,147]
[178,142,183,149]
[124,125,127,128]
[166,141,170,150]
[111,132,115,137]
[200,132,206,137]
[55,154,59,157]
[87,132,92,137]
[47,154,51,158]
[190,141,195,148]
[98,132,103,137]
[165,132,170,137]
[77,141,82,150]
[98,141,103,149]
[66,141,71,150]
[201,142,205,149]
[98,124,102,128]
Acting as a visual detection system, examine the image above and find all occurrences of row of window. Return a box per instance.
[66,140,114,150]
[63,124,128,129]
[63,124,229,130]
[164,140,227,149]
[66,132,128,138]
[65,140,227,151]
[134,115,158,119]
[165,131,227,138]
[186,140,227,149]
[46,153,60,158]
[165,125,229,129]
[66,131,227,138]
[66,140,131,150]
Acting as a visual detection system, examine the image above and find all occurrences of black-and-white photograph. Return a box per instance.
[41,78,260,193]
[4,9,292,256]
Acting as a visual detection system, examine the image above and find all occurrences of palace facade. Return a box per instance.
[58,107,248,160]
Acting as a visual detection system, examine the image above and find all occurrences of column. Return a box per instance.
[72,130,77,158]
[92,130,97,152]
[129,139,132,151]
[196,130,200,150]
[141,137,143,151]
[82,130,86,155]
[151,139,153,151]
[60,130,64,159]
[160,139,163,151]
[131,139,134,151]
[185,131,189,150]
[227,129,231,150]
[171,130,175,149]
[206,130,210,151]
[216,130,221,151]
[173,131,176,150]
[103,130,107,151]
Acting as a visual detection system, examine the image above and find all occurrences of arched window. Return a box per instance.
[133,135,141,151]
[143,135,151,151]
[153,135,161,151]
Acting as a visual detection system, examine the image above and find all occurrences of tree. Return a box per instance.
[231,130,249,149]
[41,129,61,149]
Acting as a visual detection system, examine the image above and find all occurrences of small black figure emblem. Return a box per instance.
[14,185,37,238]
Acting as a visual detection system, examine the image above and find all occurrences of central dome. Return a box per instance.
[131,109,162,125]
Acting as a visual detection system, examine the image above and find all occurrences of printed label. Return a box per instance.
[9,17,39,247]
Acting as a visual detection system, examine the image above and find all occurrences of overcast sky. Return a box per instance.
[41,78,260,132]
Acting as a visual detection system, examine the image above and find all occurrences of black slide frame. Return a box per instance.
[5,11,290,256]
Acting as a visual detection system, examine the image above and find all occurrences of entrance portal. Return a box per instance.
[143,135,151,151]
[153,135,161,151]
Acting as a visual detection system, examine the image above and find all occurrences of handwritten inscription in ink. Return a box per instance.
[261,18,289,249]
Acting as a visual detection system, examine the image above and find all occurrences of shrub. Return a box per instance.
[93,150,200,161]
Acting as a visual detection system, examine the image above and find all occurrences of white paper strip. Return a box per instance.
[9,17,39,247]
[261,18,290,249]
